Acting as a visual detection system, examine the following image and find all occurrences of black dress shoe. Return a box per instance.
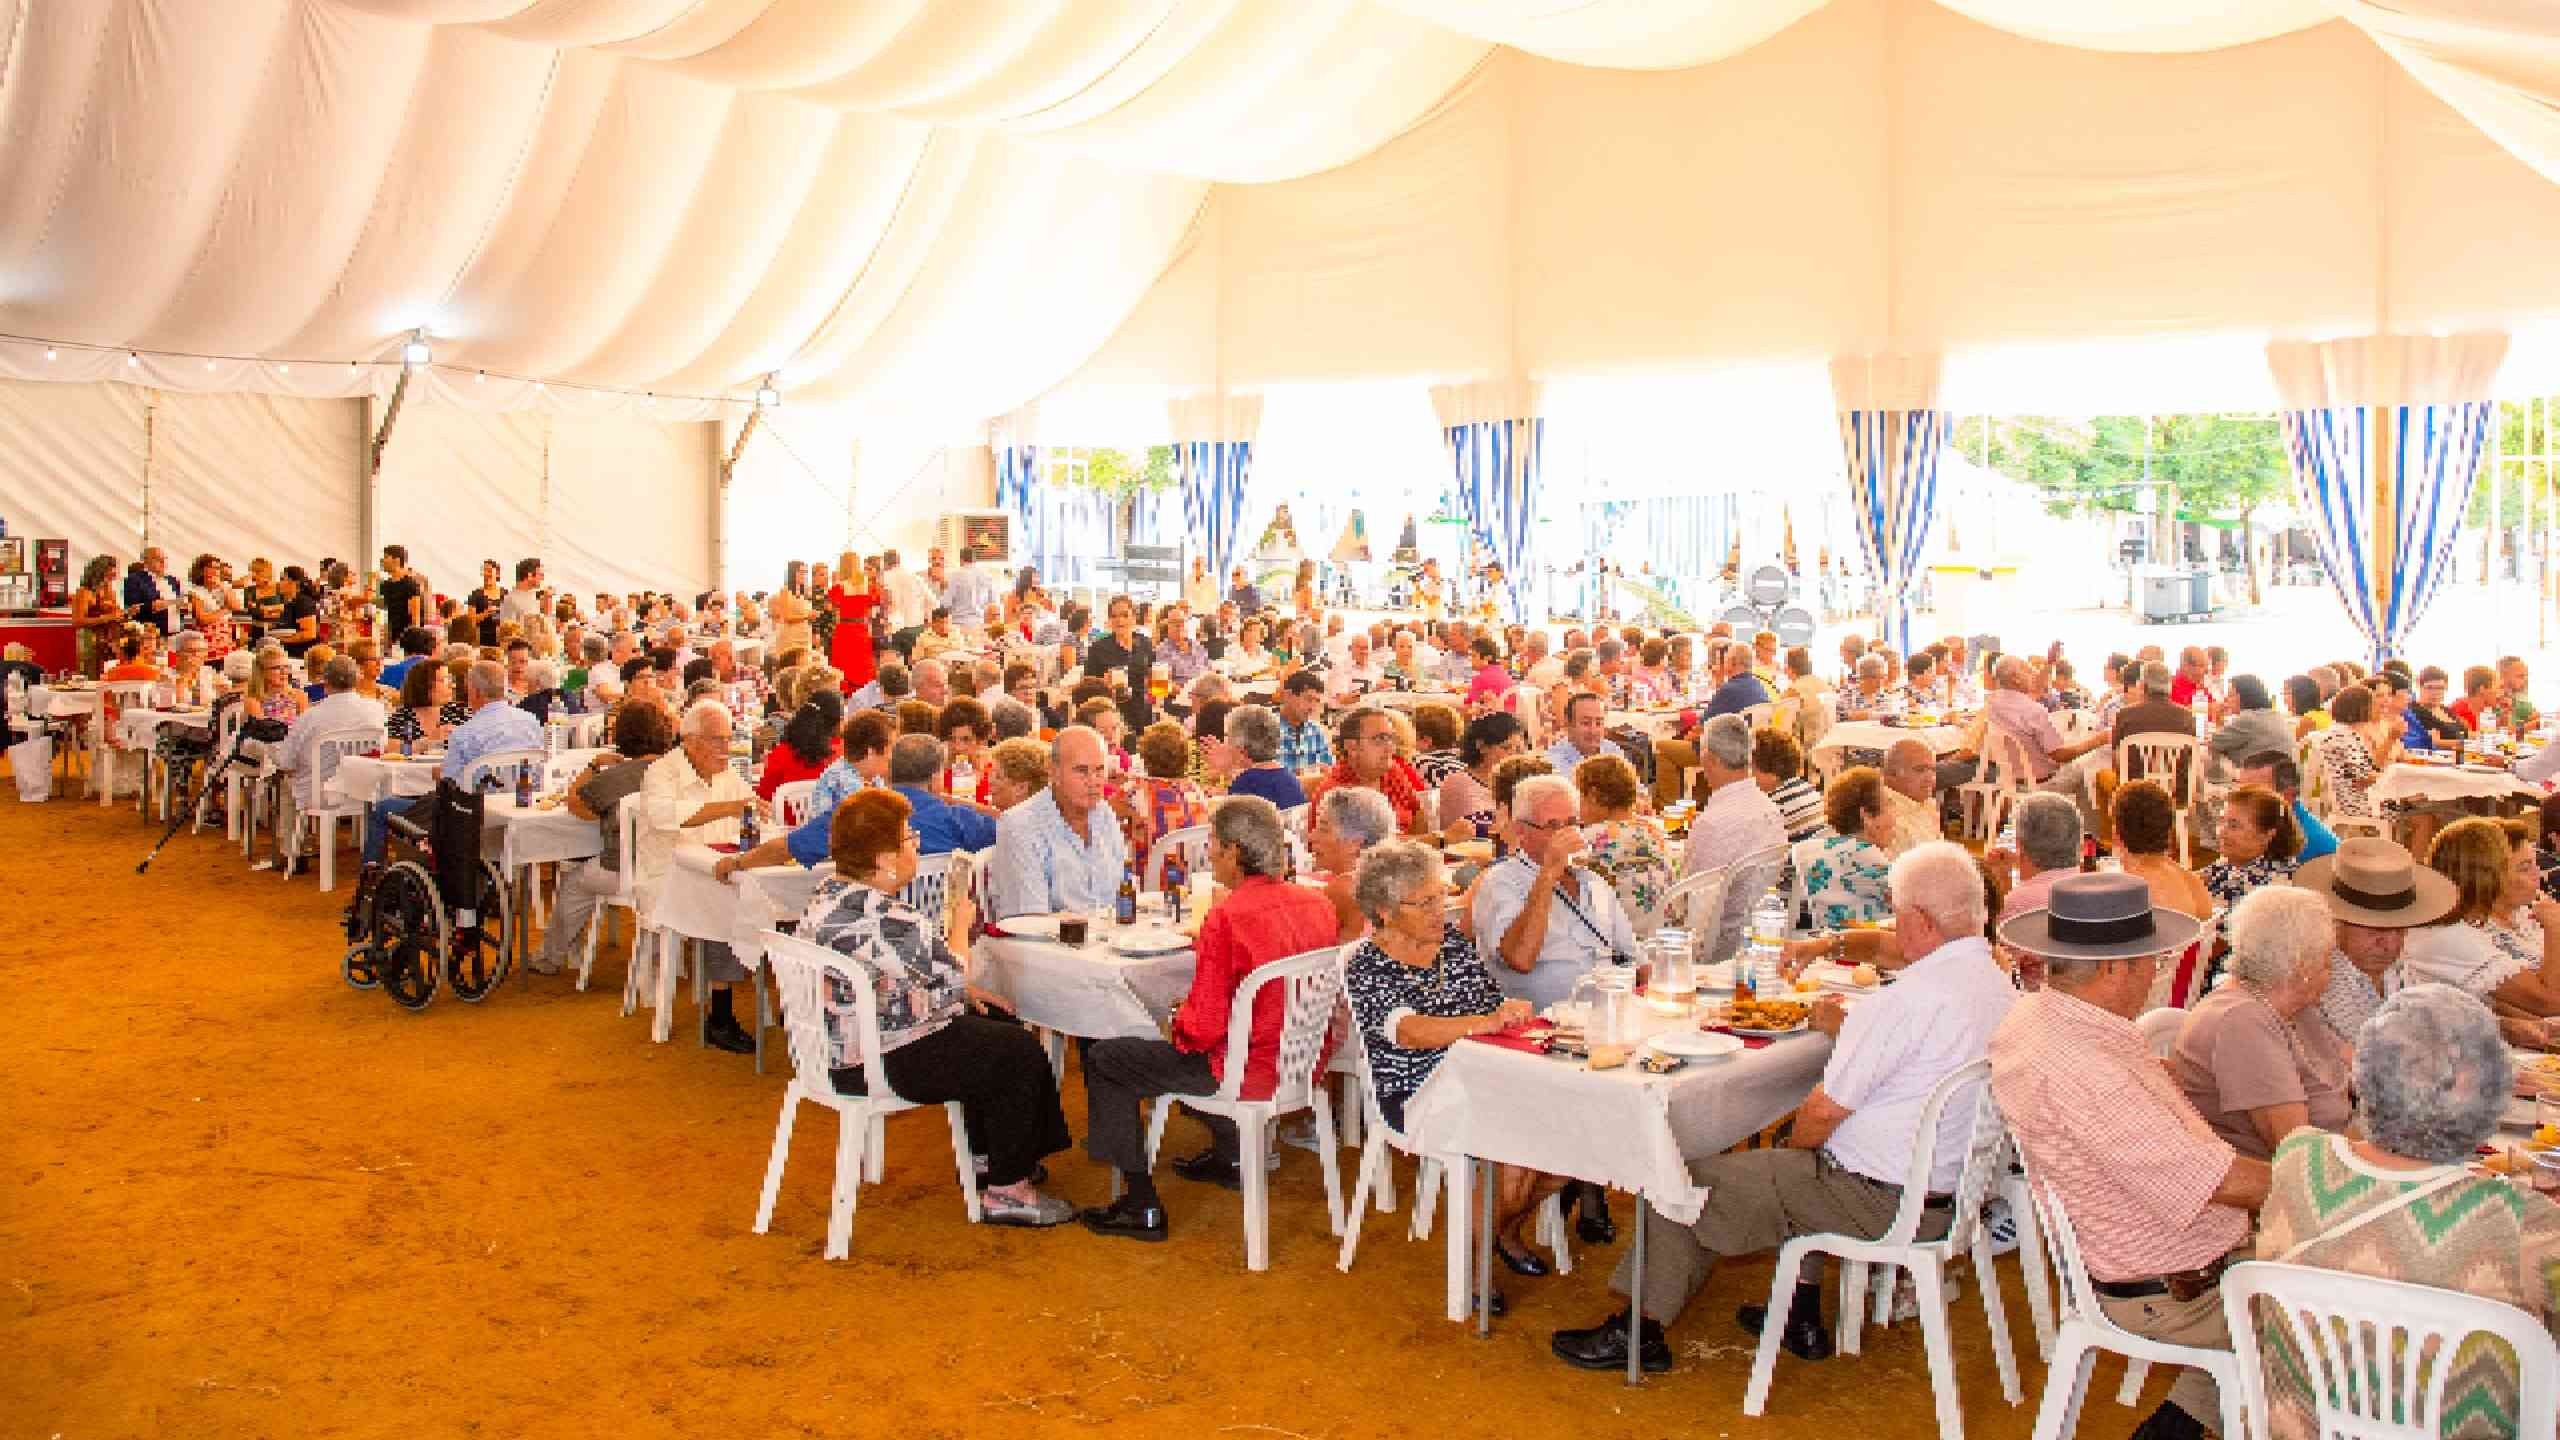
[1576,1193,1617,1246]
[1078,1196,1168,1242]
[702,1015,756,1054]
[1474,1287,1509,1319]
[2127,1401,2208,1440]
[1737,1300,1834,1361]
[1550,1311,1672,1373]
[1496,1240,1552,1278]
[1170,1148,1243,1191]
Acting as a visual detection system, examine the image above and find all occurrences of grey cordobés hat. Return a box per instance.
[1997,871,2203,961]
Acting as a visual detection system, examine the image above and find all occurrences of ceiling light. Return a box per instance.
[43,347,55,361]
[401,331,430,368]
[754,378,780,411]
[127,353,139,367]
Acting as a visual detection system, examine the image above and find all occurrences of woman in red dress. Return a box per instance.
[827,549,877,693]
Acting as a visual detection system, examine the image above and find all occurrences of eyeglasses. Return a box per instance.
[1518,817,1573,832]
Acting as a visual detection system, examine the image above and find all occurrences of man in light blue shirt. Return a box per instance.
[943,546,999,633]
[988,726,1128,919]
[1544,692,1625,776]
[364,660,543,863]
[1471,772,1637,1008]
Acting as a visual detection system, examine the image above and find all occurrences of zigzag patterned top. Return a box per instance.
[2254,1128,2560,1439]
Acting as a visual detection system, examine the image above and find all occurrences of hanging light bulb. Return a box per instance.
[127,352,140,367]
[754,374,780,411]
[278,363,290,373]
[401,330,431,368]
[43,347,56,361]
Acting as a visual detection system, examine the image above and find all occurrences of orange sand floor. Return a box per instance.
[2,775,2162,1439]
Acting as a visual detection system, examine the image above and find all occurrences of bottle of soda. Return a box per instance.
[1115,864,1139,926]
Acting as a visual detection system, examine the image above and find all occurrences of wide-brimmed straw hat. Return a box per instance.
[1998,871,2203,961]
[2291,836,2457,928]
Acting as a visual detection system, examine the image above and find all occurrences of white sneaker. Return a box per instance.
[1983,1196,2019,1257]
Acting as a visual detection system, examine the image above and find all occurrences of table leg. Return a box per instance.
[1626,1194,1649,1387]
[1476,1156,1495,1339]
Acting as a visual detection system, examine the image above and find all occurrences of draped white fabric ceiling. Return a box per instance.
[5,0,2560,433]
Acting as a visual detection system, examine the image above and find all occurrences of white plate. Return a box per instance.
[1000,913,1061,939]
[1647,1030,1743,1060]
[1109,924,1191,956]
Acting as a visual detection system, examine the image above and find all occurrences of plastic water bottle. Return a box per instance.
[544,714,564,756]
[949,757,976,801]
[1749,893,1790,992]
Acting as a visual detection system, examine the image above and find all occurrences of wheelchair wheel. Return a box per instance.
[445,859,514,1003]
[373,860,447,1012]
[341,943,379,990]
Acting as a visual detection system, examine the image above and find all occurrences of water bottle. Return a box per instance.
[949,757,976,800]
[1749,892,1789,992]
[544,714,564,756]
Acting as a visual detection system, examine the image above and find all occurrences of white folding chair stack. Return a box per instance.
[753,930,983,1259]
[1743,1057,2024,1440]
[773,779,820,827]
[2116,733,2207,865]
[280,724,389,893]
[1140,944,1349,1271]
[2021,1176,2244,1440]
[1142,823,1213,890]
[2221,1260,2558,1440]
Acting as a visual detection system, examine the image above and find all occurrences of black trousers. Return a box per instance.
[1082,1037,1236,1175]
[830,1013,1070,1187]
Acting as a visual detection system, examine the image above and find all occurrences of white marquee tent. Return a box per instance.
[5,0,2560,595]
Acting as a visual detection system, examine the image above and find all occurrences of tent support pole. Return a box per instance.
[369,368,411,477]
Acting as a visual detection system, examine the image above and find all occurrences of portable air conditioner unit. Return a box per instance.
[936,509,1012,564]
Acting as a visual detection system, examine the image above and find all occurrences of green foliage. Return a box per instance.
[2475,399,2560,531]
[1066,445,1178,496]
[1951,414,2289,522]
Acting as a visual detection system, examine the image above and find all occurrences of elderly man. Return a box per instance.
[1273,670,1334,774]
[363,660,543,866]
[987,727,1128,919]
[123,546,182,636]
[1836,653,1901,721]
[1473,773,1639,1006]
[1079,796,1338,1240]
[1989,791,2082,922]
[2082,660,2196,827]
[1678,714,1786,960]
[636,701,759,1051]
[2291,835,2455,1050]
[1703,638,1773,719]
[1546,692,1625,775]
[1951,655,2108,824]
[1876,736,1944,856]
[276,656,389,819]
[1993,872,2248,1440]
[1552,844,2018,1372]
[2165,645,2209,708]
[911,656,951,709]
[1327,633,1386,703]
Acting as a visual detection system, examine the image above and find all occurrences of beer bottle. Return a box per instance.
[1115,864,1139,926]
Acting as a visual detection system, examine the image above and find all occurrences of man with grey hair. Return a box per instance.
[275,654,388,816]
[2168,887,2349,1162]
[1993,871,2251,1440]
[1990,791,2082,922]
[1221,703,1307,810]
[1877,737,1943,856]
[1679,714,1786,959]
[988,696,1039,742]
[1473,774,1638,1007]
[643,699,760,1048]
[362,658,540,865]
[886,732,995,855]
[1079,795,1339,1241]
[1552,840,2016,1374]
[988,726,1127,920]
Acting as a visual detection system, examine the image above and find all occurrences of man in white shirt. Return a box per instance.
[1326,633,1387,703]
[275,656,388,816]
[497,557,545,626]
[639,700,759,1052]
[1471,774,1639,1007]
[880,548,934,637]
[988,727,1129,919]
[1681,713,1788,960]
[1551,843,2016,1372]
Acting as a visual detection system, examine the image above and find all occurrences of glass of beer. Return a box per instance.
[1149,662,1171,703]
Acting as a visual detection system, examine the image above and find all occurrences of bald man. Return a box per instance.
[1878,738,1944,856]
[987,727,1128,919]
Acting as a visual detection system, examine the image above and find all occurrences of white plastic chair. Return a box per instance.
[195,700,245,838]
[753,930,982,1259]
[897,850,955,927]
[582,800,645,993]
[1743,1057,2023,1440]
[460,746,547,797]
[773,779,820,827]
[1142,823,1212,890]
[280,723,389,893]
[1139,944,1349,1271]
[2221,1259,2558,1440]
[1956,727,2034,842]
[2117,733,2206,865]
[1741,700,1776,732]
[2134,1006,2187,1058]
[2021,1176,2244,1440]
[94,680,156,809]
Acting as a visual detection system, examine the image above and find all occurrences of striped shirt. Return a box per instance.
[1989,988,2250,1282]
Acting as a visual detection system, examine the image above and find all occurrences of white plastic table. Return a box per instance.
[972,930,1198,1047]
[651,844,834,1061]
[26,685,100,719]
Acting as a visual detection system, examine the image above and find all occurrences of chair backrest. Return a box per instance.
[1741,701,1775,732]
[1977,725,2036,794]
[774,779,820,827]
[2119,732,2205,807]
[567,712,608,749]
[898,850,955,927]
[1212,946,1349,1108]
[460,745,548,794]
[307,723,389,803]
[964,843,997,923]
[609,795,643,901]
[100,680,155,748]
[2133,1006,2187,1057]
[1710,840,1793,959]
[2222,1260,2559,1440]
[2026,1172,2136,1342]
[1787,832,1827,931]
[1875,1057,2007,1250]
[758,930,899,1105]
[1502,684,1544,746]
[1143,823,1213,890]
[1661,863,1729,947]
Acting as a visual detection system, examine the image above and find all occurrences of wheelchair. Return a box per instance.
[340,778,513,1011]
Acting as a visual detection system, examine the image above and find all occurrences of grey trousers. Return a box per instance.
[1082,1038,1237,1175]
[1610,1148,1948,1323]
[540,858,622,963]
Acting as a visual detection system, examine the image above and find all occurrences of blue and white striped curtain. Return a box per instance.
[995,443,1040,573]
[1447,417,1542,622]
[1838,409,1946,655]
[2269,334,2507,668]
[1180,441,1251,582]
[2282,403,2491,667]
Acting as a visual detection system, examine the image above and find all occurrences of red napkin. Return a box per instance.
[1466,1018,1556,1054]
[1702,1027,1777,1051]
[708,842,739,854]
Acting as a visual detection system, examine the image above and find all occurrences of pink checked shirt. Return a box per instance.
[1989,988,2250,1282]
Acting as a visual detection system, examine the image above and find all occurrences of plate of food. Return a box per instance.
[1108,924,1191,957]
[1445,840,1495,865]
[1722,997,1812,1037]
[1648,1029,1743,1060]
[999,913,1062,939]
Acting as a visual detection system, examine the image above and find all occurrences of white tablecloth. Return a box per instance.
[1399,1005,1833,1226]
[483,795,604,873]
[114,706,213,750]
[2372,761,2547,807]
[1811,720,1971,759]
[650,843,835,969]
[328,748,605,808]
[1372,691,1464,712]
[973,931,1198,1041]
[26,685,99,720]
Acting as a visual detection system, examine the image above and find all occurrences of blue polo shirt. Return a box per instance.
[2294,799,2338,862]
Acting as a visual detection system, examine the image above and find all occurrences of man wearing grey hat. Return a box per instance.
[1991,872,2241,1440]
[2288,835,2458,1049]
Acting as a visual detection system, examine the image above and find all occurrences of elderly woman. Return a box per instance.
[798,789,1074,1226]
[2252,985,2560,1440]
[2167,886,2350,1161]
[164,631,225,707]
[1836,652,1902,721]
[1797,766,1896,930]
[2112,780,2212,919]
[2403,817,2560,1046]
[1438,710,1528,844]
[1343,840,1547,1297]
[1220,703,1307,811]
[1312,785,1399,942]
[1310,705,1426,834]
[2199,784,2302,910]
[1119,720,1210,869]
[1575,754,1674,935]
[984,735,1050,812]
